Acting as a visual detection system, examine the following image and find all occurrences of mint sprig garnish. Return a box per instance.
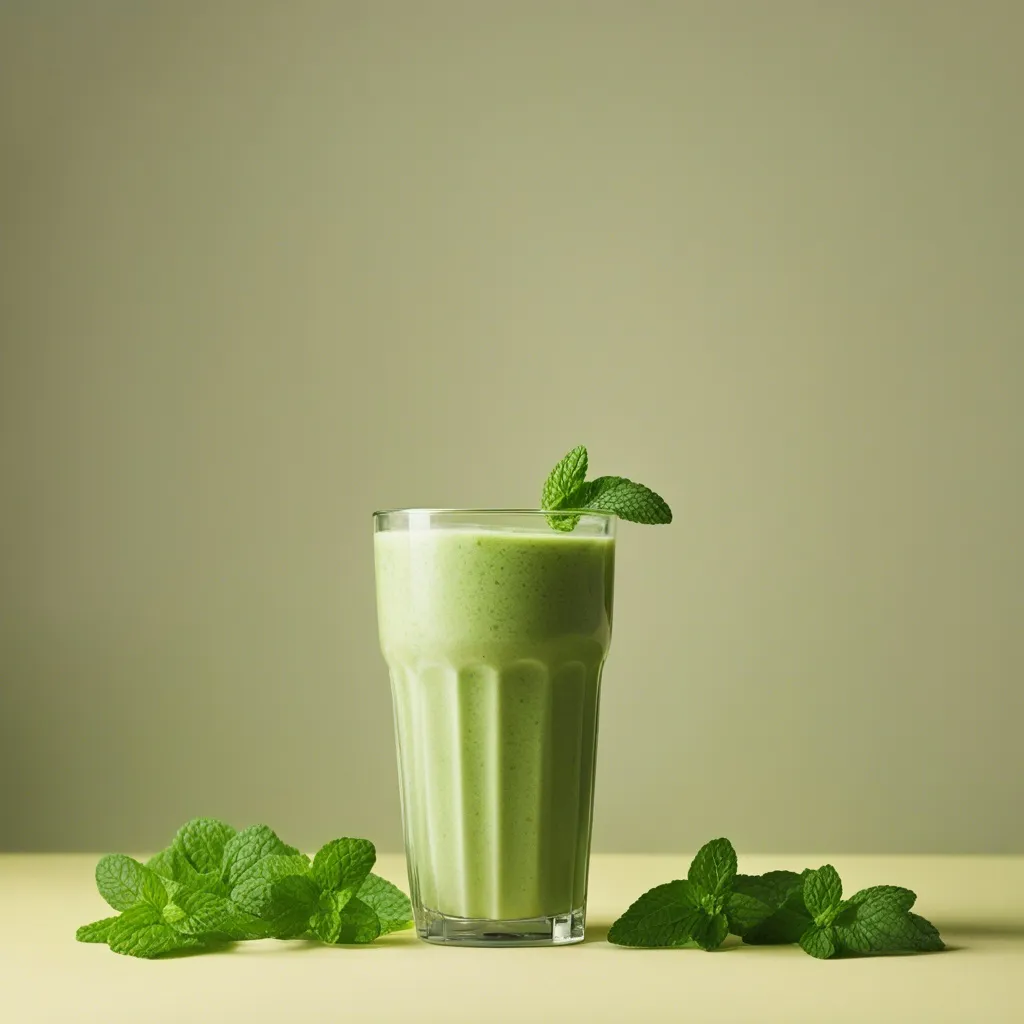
[608,837,945,958]
[608,838,776,950]
[541,445,672,530]
[799,868,945,959]
[76,817,413,958]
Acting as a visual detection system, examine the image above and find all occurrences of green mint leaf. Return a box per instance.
[106,904,206,959]
[95,855,168,912]
[310,904,342,944]
[230,854,313,917]
[580,476,672,525]
[732,870,804,910]
[173,818,236,875]
[799,923,837,959]
[221,824,301,888]
[261,873,322,939]
[540,446,672,530]
[76,917,120,944]
[691,910,730,951]
[731,870,807,940]
[541,445,588,510]
[144,848,177,878]
[311,838,376,908]
[832,887,944,955]
[608,879,700,948]
[688,838,737,898]
[844,885,917,914]
[545,511,584,532]
[146,846,226,895]
[335,895,382,944]
[803,865,843,923]
[724,891,775,935]
[903,913,945,952]
[356,874,414,934]
[741,878,813,946]
[162,890,266,940]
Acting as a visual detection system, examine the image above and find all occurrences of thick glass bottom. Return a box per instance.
[416,905,586,947]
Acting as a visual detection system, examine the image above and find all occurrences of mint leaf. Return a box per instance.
[106,905,206,959]
[844,884,916,914]
[609,841,781,951]
[579,476,672,524]
[162,889,266,940]
[689,838,737,898]
[724,891,775,935]
[690,910,730,951]
[312,838,376,907]
[678,838,738,949]
[540,446,673,530]
[733,870,803,910]
[797,870,944,958]
[260,873,321,939]
[310,903,342,944]
[221,824,300,887]
[80,822,410,955]
[546,511,585,532]
[336,896,382,944]
[173,818,236,876]
[804,865,843,923]
[144,848,178,879]
[833,887,944,955]
[230,853,312,916]
[146,846,226,894]
[541,445,588,510]
[76,917,119,944]
[95,855,167,912]
[608,880,700,947]
[742,876,812,945]
[357,874,414,934]
[901,913,945,952]
[800,923,837,959]
[608,842,946,959]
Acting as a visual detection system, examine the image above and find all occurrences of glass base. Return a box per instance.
[416,905,586,947]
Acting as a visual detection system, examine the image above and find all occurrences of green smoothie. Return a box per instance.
[374,523,615,926]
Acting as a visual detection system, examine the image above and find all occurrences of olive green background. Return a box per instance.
[1,1,1021,854]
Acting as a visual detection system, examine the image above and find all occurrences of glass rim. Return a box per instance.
[372,507,615,519]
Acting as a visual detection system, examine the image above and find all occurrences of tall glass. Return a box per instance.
[373,509,615,946]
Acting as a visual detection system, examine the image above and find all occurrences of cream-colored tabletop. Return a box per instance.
[2,853,1022,1023]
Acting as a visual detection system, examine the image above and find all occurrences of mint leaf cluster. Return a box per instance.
[609,838,944,959]
[799,865,945,959]
[76,818,413,958]
[541,445,672,530]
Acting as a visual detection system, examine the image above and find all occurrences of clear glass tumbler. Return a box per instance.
[373,509,616,946]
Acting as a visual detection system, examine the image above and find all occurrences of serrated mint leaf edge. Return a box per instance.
[95,855,168,913]
[356,874,414,934]
[607,879,700,948]
[106,905,206,959]
[311,838,376,906]
[541,445,589,510]
[76,916,120,943]
[688,838,738,898]
[579,476,673,524]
